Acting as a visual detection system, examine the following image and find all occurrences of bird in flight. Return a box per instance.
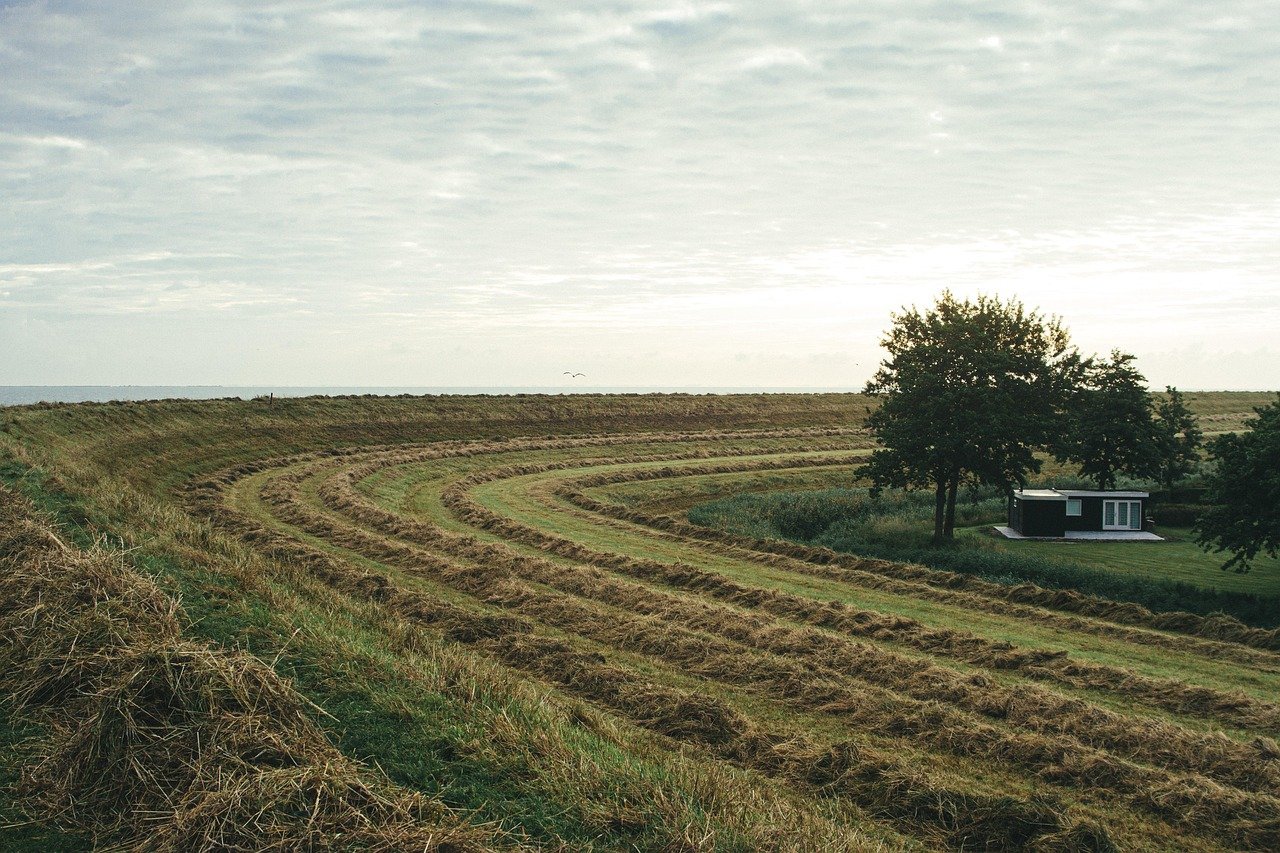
[563,372,586,378]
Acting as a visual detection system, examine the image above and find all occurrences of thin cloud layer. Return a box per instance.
[1,0,1277,387]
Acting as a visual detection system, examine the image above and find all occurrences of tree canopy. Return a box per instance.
[1153,386,1203,488]
[1196,396,1280,572]
[1053,351,1161,490]
[859,291,1081,543]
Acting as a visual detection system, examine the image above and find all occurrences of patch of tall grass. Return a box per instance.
[689,488,1280,629]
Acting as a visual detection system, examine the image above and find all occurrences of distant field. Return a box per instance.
[2,391,1279,851]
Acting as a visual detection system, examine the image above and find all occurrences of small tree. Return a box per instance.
[860,291,1081,544]
[1055,351,1160,490]
[1154,386,1202,488]
[1196,396,1280,572]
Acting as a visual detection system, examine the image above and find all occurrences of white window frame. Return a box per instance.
[1103,500,1142,531]
[1065,498,1082,517]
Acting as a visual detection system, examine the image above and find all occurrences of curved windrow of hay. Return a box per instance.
[308,460,1280,795]
[434,458,1280,734]
[0,487,497,853]
[557,459,1280,654]
[167,418,1279,851]
[195,482,1119,853]
[194,441,1280,850]
[269,450,1280,848]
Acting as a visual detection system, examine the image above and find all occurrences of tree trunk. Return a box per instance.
[932,480,947,545]
[943,473,960,539]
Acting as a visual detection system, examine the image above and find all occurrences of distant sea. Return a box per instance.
[0,386,861,406]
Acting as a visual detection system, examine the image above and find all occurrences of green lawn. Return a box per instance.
[958,525,1280,597]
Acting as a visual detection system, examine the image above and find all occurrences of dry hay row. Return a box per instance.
[564,464,1280,654]
[284,441,1279,673]
[568,489,1280,677]
[439,460,1280,734]
[249,462,1280,850]
[177,423,872,500]
[560,459,1280,656]
[311,464,1280,795]
[139,421,870,488]
[0,487,495,853]
[333,436,1280,672]
[190,480,1117,853]
[543,472,1280,670]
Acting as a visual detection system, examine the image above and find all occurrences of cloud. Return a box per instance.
[742,47,813,70]
[1,133,90,149]
[0,0,1277,386]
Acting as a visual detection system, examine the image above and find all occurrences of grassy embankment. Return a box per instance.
[1,391,1278,851]
[2,395,903,851]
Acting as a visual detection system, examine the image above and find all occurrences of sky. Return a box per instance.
[2,1,1278,390]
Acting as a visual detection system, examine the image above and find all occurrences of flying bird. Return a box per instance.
[563,372,586,378]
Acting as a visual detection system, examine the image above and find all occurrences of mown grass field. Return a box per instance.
[2,392,1279,851]
[958,526,1280,596]
[679,480,1280,616]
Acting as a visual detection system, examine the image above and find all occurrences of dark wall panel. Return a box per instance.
[1020,499,1066,537]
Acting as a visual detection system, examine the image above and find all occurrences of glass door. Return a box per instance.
[1103,500,1142,530]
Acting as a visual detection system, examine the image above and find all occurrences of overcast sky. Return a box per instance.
[2,1,1277,389]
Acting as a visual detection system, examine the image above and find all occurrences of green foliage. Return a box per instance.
[1152,503,1205,527]
[1054,351,1161,490]
[1154,387,1203,487]
[1197,395,1280,572]
[860,291,1082,542]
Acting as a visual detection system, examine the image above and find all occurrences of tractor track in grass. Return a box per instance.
[179,430,1280,851]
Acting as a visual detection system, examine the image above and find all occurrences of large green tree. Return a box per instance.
[1153,386,1203,488]
[1196,396,1280,572]
[1054,351,1161,490]
[859,292,1082,544]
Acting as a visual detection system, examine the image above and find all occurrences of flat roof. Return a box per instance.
[1013,488,1148,500]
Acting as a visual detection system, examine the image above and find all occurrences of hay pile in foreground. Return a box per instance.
[0,487,496,852]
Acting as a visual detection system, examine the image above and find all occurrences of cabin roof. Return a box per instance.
[1013,488,1149,501]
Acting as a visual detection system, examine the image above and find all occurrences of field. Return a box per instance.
[2,392,1279,851]
[963,527,1280,595]
[683,484,1280,628]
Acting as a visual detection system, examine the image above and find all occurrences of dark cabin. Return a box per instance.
[1007,489,1149,538]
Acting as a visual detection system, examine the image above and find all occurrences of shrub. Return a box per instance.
[1152,503,1206,527]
